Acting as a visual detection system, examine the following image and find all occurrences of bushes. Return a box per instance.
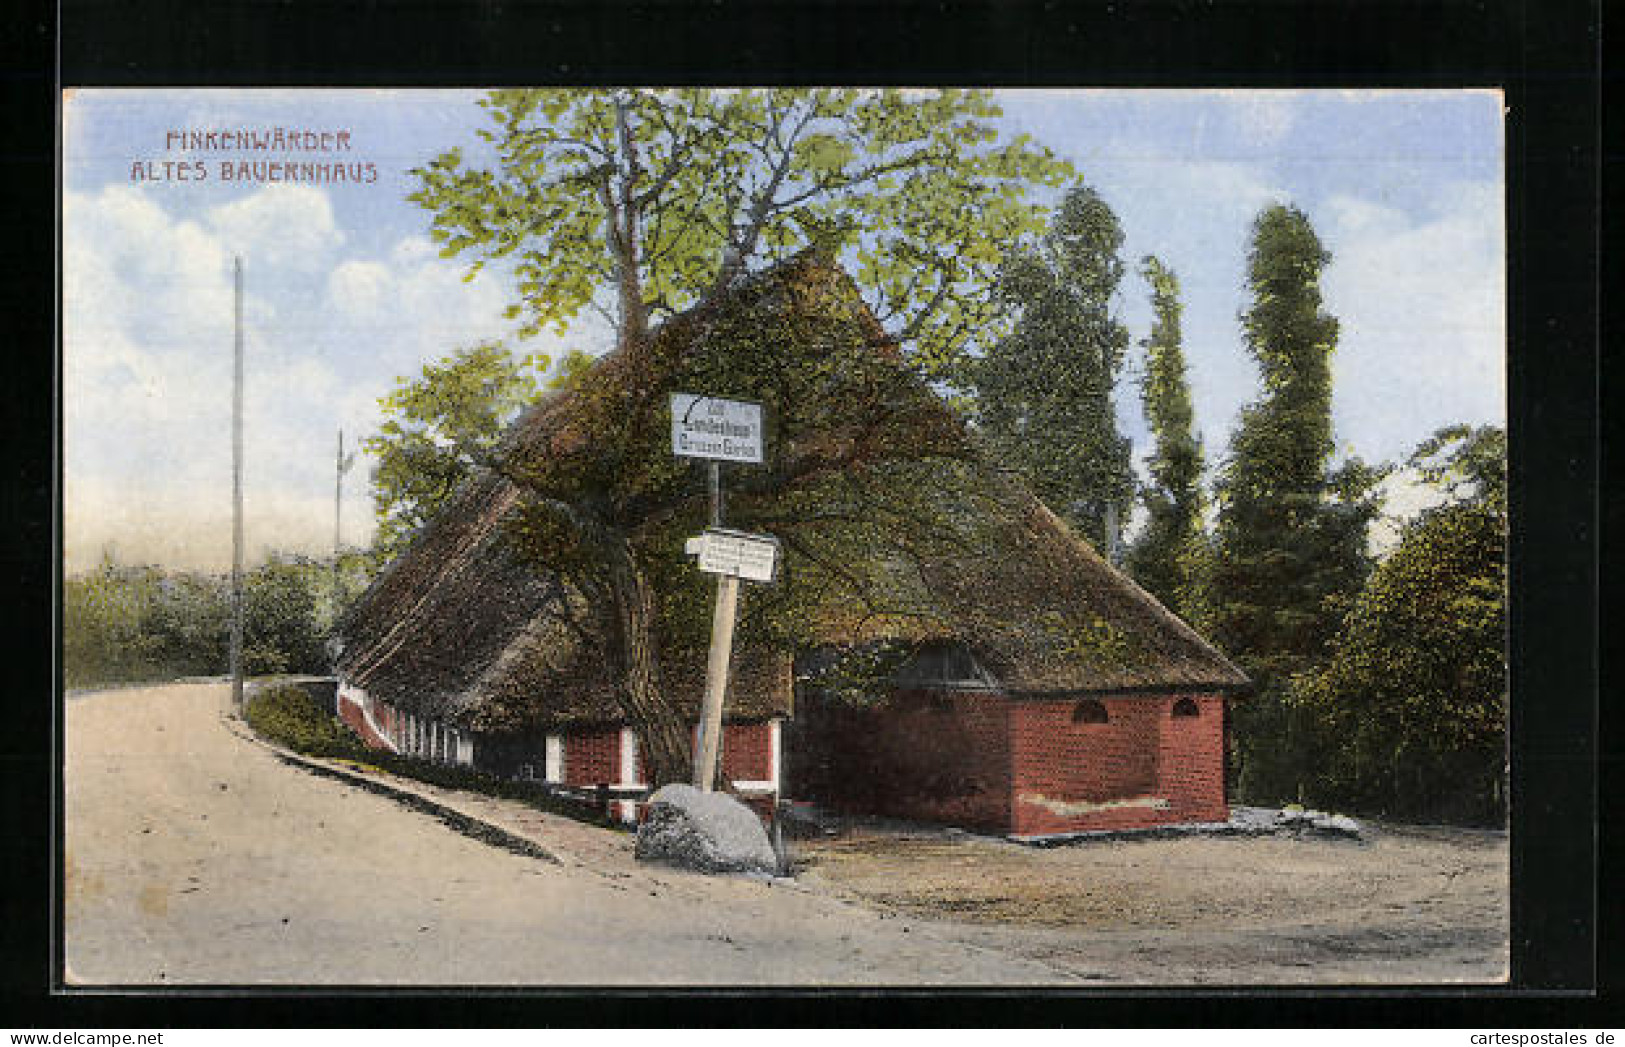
[1289,500,1507,826]
[64,553,355,690]
[245,684,367,758]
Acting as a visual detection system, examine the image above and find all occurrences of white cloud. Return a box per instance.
[1096,153,1289,471]
[62,181,529,573]
[1322,180,1506,464]
[206,183,345,270]
[328,259,389,311]
[1367,467,1454,557]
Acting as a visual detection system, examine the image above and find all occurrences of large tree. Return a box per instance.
[365,342,547,561]
[1124,255,1206,618]
[493,255,982,784]
[410,89,1072,380]
[402,91,1071,785]
[1291,425,1507,824]
[1209,204,1382,804]
[971,185,1134,550]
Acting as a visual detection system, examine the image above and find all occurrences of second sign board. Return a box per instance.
[684,528,781,584]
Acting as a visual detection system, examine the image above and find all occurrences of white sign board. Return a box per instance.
[686,528,780,583]
[670,393,764,464]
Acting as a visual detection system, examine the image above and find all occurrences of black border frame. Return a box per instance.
[7,0,1604,1029]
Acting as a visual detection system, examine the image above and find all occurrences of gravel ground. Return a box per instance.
[790,816,1509,984]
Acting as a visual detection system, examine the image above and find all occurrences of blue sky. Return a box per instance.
[61,89,1504,572]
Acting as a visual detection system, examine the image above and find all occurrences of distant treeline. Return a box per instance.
[63,552,373,690]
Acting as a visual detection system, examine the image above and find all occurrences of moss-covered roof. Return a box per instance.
[335,252,1246,732]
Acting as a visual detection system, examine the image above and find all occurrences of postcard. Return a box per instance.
[61,88,1508,987]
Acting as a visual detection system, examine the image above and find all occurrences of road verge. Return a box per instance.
[221,710,568,866]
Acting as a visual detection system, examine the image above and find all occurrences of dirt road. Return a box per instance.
[795,826,1508,984]
[64,682,1507,986]
[64,682,1070,985]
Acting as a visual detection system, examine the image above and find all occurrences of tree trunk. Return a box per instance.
[604,533,691,786]
[611,94,650,350]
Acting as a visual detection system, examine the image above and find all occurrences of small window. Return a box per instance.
[1172,698,1200,719]
[1072,699,1109,724]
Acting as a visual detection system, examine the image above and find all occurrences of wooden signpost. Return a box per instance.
[671,394,777,792]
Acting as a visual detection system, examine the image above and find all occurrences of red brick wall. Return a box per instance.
[628,721,775,787]
[1155,694,1229,823]
[721,722,772,783]
[338,691,393,751]
[564,728,620,787]
[1009,693,1228,836]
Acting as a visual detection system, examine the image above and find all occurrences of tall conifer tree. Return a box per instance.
[974,185,1134,551]
[1210,204,1381,803]
[1125,256,1205,618]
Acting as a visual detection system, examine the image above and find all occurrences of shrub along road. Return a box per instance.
[64,681,1507,986]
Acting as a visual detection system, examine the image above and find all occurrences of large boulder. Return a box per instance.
[634,784,778,875]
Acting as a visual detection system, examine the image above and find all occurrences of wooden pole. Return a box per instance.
[692,455,733,788]
[335,428,343,555]
[693,572,740,791]
[230,256,245,714]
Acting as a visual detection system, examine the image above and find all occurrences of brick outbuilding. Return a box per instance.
[788,638,1239,839]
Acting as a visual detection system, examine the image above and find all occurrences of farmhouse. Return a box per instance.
[333,251,1248,838]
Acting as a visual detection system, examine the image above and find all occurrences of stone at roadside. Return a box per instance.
[1270,806,1364,839]
[1308,813,1363,839]
[635,784,778,876]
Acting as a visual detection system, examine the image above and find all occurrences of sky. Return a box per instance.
[60,89,1505,573]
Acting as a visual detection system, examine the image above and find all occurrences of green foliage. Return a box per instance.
[147,570,231,670]
[366,342,548,561]
[63,554,339,690]
[409,89,1073,381]
[793,642,917,707]
[245,683,365,758]
[244,555,331,676]
[1124,255,1207,618]
[1407,423,1506,513]
[972,185,1134,548]
[63,559,170,689]
[545,348,598,392]
[324,547,380,629]
[505,259,978,634]
[1207,205,1384,805]
[1290,425,1507,825]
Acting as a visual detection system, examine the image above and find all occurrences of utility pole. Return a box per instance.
[334,427,354,613]
[230,256,245,715]
[335,428,344,554]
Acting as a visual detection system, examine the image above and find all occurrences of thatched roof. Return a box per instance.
[335,252,1246,733]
